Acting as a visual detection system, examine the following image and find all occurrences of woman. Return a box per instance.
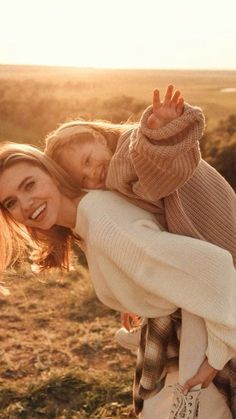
[0,142,234,418]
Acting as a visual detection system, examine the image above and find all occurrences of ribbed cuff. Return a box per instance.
[140,103,205,141]
[206,333,233,370]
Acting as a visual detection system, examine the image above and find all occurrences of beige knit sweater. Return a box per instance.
[106,104,236,265]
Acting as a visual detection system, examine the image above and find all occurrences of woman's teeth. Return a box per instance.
[30,203,46,220]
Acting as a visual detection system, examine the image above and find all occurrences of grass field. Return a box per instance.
[0,265,136,418]
[0,65,235,418]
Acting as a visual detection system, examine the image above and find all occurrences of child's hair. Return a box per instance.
[44,119,137,167]
[0,142,82,273]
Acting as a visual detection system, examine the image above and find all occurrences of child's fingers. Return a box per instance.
[164,84,174,106]
[153,89,160,111]
[131,314,141,327]
[171,90,181,105]
[121,312,138,330]
[176,97,184,116]
[121,313,131,330]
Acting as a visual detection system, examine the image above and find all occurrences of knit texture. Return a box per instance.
[106,103,236,264]
[105,103,236,415]
[75,191,236,416]
[74,191,236,371]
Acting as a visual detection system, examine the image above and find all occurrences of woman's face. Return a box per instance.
[0,162,62,230]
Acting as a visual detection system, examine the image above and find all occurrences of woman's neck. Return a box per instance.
[57,191,87,229]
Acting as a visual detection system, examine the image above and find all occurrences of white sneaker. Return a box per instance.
[115,326,141,352]
[169,383,201,419]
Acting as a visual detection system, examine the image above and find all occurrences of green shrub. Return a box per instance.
[201,115,236,190]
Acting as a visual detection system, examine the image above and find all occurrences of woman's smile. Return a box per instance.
[29,202,47,221]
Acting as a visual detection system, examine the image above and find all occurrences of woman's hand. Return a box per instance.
[182,358,218,395]
[121,312,141,331]
[147,84,184,130]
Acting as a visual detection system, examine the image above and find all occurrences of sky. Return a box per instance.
[1,0,236,70]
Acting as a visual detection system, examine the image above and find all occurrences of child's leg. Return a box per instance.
[140,370,232,419]
[141,312,232,419]
[178,310,207,388]
[166,312,207,418]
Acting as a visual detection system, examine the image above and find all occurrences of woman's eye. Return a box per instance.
[25,181,35,191]
[5,200,16,210]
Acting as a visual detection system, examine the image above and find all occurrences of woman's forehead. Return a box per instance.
[0,162,44,186]
[0,163,50,201]
[0,159,41,174]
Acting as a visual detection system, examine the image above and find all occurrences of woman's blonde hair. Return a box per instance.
[0,142,82,273]
[45,119,136,167]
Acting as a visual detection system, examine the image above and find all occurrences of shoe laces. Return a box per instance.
[130,326,140,334]
[168,383,201,419]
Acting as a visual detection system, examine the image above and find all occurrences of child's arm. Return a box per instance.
[179,310,218,393]
[129,85,205,203]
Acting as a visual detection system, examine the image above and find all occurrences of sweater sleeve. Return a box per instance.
[143,234,236,370]
[205,321,236,369]
[96,220,236,369]
[76,192,236,371]
[128,103,205,202]
[144,232,236,370]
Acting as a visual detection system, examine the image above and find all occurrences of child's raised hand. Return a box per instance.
[147,85,184,130]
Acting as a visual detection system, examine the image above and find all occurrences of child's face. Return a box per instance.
[61,135,112,189]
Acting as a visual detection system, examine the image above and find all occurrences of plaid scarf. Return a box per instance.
[133,312,236,418]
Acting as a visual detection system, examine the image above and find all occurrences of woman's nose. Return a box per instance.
[21,197,35,213]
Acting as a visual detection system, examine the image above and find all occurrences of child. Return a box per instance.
[44,85,236,396]
[44,85,236,267]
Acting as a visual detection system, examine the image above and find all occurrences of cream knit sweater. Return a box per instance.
[74,190,236,370]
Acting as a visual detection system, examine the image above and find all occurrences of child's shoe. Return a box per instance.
[115,326,141,353]
[169,383,201,419]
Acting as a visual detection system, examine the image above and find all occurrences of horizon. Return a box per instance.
[1,63,236,72]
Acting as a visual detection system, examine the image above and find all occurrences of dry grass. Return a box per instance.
[0,65,236,148]
[0,265,136,418]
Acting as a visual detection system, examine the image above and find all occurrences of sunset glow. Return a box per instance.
[1,0,236,69]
